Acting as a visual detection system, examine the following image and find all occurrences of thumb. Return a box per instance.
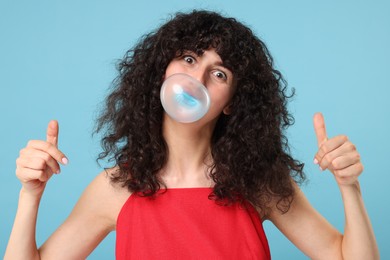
[313,112,328,147]
[46,120,59,147]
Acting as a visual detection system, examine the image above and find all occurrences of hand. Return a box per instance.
[15,120,68,197]
[313,113,363,186]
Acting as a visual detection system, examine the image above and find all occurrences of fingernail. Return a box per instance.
[62,157,68,165]
[319,166,324,171]
[313,158,318,164]
[56,169,61,174]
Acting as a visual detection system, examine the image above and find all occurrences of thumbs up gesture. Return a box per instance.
[16,121,68,197]
[313,113,363,186]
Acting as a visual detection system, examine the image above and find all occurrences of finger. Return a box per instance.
[16,167,50,182]
[333,162,364,180]
[319,149,359,172]
[313,112,328,147]
[330,153,361,171]
[46,120,59,147]
[19,147,61,174]
[26,140,68,165]
[315,137,351,168]
[16,156,48,171]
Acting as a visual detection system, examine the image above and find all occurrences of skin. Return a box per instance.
[161,50,236,188]
[5,50,379,259]
[268,113,378,259]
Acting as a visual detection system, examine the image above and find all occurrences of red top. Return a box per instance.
[116,188,270,259]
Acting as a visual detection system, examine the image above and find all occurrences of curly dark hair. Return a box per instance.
[95,10,305,214]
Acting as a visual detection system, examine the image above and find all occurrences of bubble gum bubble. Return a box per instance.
[160,73,210,123]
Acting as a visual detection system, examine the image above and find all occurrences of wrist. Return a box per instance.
[338,180,362,198]
[19,187,44,204]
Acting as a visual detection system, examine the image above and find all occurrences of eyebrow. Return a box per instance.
[214,60,224,66]
[181,50,232,74]
[215,62,232,74]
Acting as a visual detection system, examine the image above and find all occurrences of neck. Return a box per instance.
[160,116,216,188]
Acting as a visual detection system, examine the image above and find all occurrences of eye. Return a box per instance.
[213,70,227,81]
[183,55,196,64]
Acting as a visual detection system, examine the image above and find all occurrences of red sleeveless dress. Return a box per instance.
[116,188,270,259]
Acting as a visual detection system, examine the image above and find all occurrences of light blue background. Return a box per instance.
[1,0,389,259]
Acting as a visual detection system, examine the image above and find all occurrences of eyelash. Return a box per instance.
[183,55,196,64]
[213,71,227,80]
[181,54,228,81]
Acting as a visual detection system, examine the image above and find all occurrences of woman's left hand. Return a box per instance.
[313,112,363,187]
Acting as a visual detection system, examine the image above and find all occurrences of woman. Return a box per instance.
[5,10,379,259]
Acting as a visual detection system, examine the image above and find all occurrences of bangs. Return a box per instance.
[174,37,223,58]
[151,10,268,84]
[158,11,249,73]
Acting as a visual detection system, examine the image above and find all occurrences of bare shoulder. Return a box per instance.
[86,167,132,230]
[39,168,132,258]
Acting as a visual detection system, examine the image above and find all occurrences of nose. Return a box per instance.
[188,68,207,87]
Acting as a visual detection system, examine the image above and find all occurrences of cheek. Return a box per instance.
[165,62,183,78]
[209,87,234,109]
[214,83,235,99]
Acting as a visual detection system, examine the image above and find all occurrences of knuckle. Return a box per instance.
[358,163,364,173]
[331,160,339,169]
[355,152,361,161]
[340,135,348,142]
[337,170,346,178]
[19,148,27,156]
[347,142,356,151]
[15,167,30,180]
[15,157,22,166]
[27,140,36,147]
[15,168,22,178]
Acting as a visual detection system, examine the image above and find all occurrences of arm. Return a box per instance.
[269,181,378,259]
[6,188,43,260]
[5,120,67,259]
[268,183,343,259]
[268,113,379,260]
[313,113,378,259]
[38,170,127,259]
[5,172,119,260]
[5,121,127,259]
[338,182,378,259]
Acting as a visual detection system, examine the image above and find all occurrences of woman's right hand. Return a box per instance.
[16,120,68,197]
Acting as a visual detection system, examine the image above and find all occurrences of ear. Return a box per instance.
[223,103,233,115]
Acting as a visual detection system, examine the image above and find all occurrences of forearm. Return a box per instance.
[4,188,43,260]
[339,182,379,260]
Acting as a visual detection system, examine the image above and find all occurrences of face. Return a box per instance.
[164,49,236,124]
